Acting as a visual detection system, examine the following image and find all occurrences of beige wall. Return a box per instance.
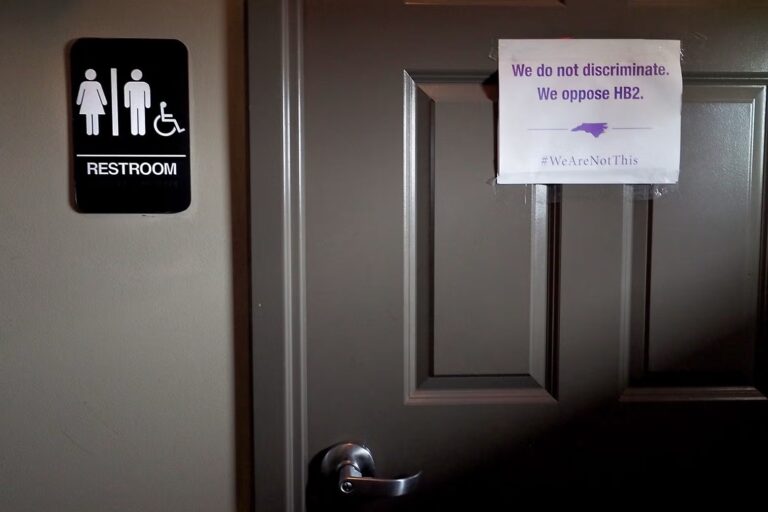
[0,1,249,511]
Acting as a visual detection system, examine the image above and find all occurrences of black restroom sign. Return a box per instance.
[70,38,190,213]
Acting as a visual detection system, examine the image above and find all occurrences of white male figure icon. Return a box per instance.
[123,69,151,135]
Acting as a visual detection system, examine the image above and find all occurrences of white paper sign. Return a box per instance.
[498,39,682,184]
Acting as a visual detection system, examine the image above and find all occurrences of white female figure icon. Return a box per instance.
[76,69,107,136]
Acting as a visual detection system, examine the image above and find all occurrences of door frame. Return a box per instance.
[248,0,306,510]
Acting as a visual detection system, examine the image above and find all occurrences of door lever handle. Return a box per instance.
[320,442,422,497]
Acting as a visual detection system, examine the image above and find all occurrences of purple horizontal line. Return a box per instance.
[528,128,569,131]
[612,127,653,130]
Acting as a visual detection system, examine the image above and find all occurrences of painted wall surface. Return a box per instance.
[0,1,249,511]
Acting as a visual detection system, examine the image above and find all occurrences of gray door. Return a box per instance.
[250,1,768,509]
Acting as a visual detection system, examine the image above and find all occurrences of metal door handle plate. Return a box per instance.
[320,442,422,497]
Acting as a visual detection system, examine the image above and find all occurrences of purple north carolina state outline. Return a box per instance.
[571,122,608,138]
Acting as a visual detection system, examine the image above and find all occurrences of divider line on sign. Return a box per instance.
[111,68,119,136]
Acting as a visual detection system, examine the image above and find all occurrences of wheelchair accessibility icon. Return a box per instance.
[153,101,185,137]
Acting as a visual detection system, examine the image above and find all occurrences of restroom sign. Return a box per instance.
[70,38,190,213]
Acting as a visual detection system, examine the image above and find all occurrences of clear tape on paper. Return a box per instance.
[627,183,680,200]
[486,179,680,202]
[488,39,499,62]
